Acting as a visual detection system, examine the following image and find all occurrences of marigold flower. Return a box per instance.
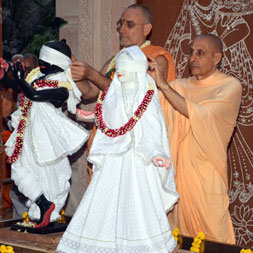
[197,232,206,240]
[190,246,200,252]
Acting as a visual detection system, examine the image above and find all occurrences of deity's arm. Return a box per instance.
[1,76,21,93]
[0,58,21,92]
[12,61,69,108]
[18,78,69,108]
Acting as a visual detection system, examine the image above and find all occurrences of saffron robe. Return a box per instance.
[167,70,242,244]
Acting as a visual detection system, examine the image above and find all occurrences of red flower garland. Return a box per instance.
[94,85,154,138]
[7,80,58,164]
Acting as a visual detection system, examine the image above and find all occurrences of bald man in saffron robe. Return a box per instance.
[149,34,242,244]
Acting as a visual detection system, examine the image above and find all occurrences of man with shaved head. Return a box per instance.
[70,4,174,99]
[149,34,242,244]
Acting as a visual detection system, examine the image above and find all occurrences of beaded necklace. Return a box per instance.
[96,41,153,138]
[7,80,58,164]
[94,84,154,138]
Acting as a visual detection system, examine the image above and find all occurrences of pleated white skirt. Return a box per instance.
[57,149,176,252]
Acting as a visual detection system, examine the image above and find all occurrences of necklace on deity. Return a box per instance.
[94,84,154,138]
[7,80,59,164]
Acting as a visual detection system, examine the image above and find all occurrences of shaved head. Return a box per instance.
[126,4,153,24]
[11,54,24,63]
[192,34,223,54]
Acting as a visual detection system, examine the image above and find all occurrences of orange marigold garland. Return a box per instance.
[7,80,58,164]
[94,85,154,138]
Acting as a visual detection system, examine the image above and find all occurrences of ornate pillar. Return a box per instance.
[56,0,80,59]
[56,0,135,70]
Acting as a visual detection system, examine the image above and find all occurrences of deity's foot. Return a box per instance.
[35,202,55,228]
[35,194,55,228]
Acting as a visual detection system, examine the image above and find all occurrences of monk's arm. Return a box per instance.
[154,55,168,81]
[74,80,100,100]
[71,58,112,100]
[148,55,189,118]
[157,83,188,118]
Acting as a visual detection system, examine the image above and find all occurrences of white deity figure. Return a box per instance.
[57,45,179,253]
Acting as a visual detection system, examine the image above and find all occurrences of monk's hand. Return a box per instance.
[147,55,167,90]
[70,61,92,81]
[71,54,76,62]
[152,156,171,170]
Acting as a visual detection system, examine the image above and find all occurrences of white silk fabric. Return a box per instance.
[39,45,72,71]
[57,46,178,253]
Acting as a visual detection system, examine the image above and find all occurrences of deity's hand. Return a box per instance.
[0,58,22,92]
[76,109,95,122]
[152,156,171,170]
[71,54,76,62]
[147,55,168,90]
[12,61,25,80]
[70,61,92,81]
[35,87,69,108]
[0,58,10,80]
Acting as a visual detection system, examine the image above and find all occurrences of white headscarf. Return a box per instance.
[39,45,72,70]
[38,45,82,114]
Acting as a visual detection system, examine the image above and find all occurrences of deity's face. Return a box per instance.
[117,8,152,48]
[38,59,63,75]
[116,53,135,83]
[189,37,221,80]
[117,69,135,83]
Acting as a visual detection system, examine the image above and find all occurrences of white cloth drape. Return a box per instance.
[57,46,178,252]
[5,70,89,221]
